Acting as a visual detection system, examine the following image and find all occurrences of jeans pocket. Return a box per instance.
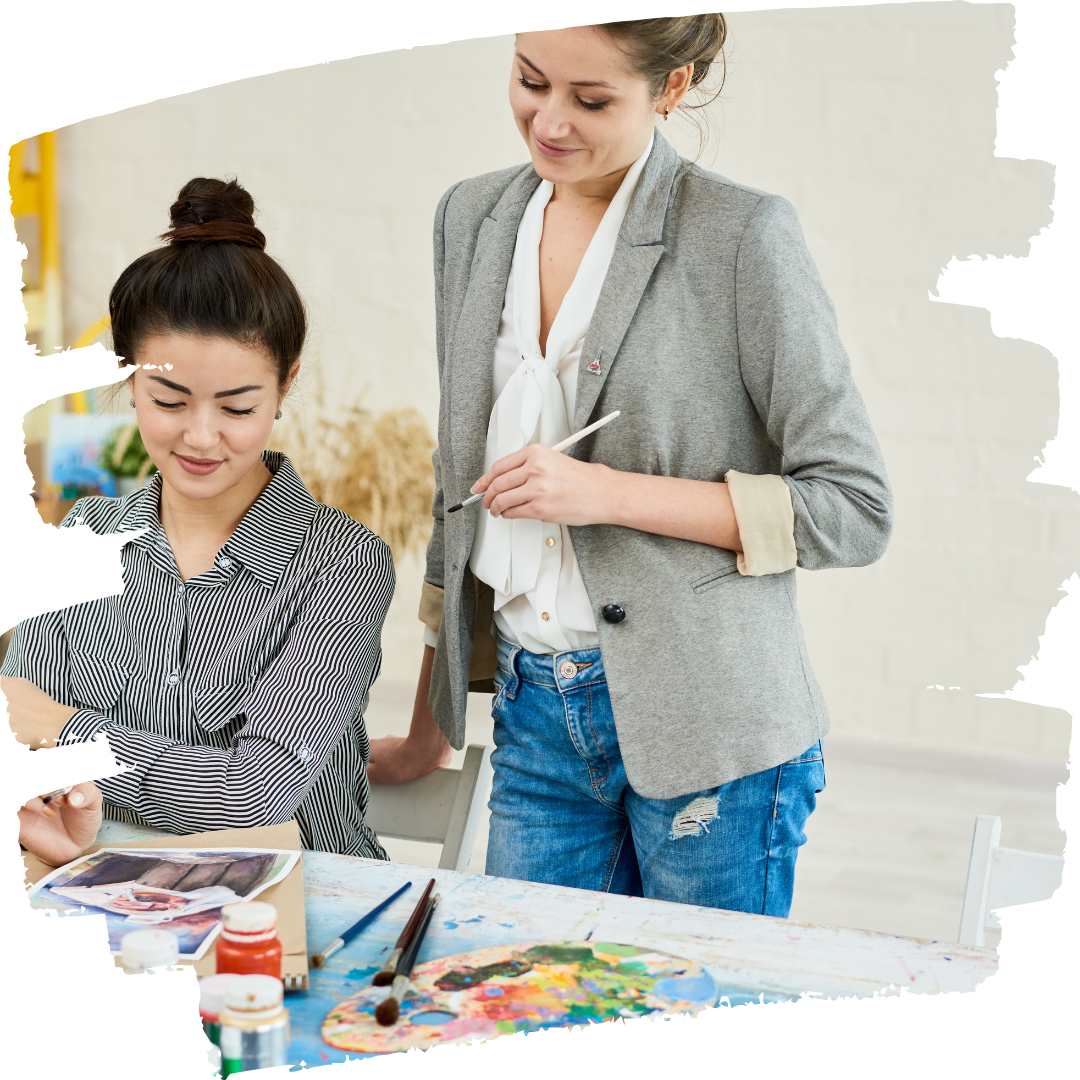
[783,739,823,765]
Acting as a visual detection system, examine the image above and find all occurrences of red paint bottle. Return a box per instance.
[215,902,282,980]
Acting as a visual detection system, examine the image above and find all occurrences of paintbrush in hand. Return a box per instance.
[371,877,435,986]
[374,893,439,1026]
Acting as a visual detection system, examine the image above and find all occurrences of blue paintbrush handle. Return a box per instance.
[340,881,413,946]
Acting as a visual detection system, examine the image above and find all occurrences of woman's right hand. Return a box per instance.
[18,782,103,866]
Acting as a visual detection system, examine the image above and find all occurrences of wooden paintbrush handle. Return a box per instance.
[396,878,435,948]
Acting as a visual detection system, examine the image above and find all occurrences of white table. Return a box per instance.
[92,821,996,1065]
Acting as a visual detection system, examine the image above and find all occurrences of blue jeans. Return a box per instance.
[485,635,825,915]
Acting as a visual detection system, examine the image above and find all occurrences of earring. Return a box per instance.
[664,107,670,121]
[129,398,135,407]
[275,411,282,420]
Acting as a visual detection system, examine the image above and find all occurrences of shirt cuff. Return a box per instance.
[58,708,115,746]
[419,581,444,634]
[422,624,439,649]
[725,470,798,576]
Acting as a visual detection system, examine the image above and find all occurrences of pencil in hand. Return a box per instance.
[371,877,435,986]
[374,892,439,1026]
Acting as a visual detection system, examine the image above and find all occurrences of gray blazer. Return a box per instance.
[424,132,891,800]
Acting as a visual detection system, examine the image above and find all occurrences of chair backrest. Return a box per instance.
[957,814,1064,945]
[365,744,493,872]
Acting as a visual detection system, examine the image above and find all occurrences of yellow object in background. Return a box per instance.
[10,132,61,353]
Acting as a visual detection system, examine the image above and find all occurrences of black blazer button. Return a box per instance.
[601,604,626,624]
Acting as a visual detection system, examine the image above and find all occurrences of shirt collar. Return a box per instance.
[123,452,319,588]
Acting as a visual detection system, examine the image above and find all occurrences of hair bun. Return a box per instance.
[161,177,266,250]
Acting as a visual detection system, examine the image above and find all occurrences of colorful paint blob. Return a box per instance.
[321,941,717,1054]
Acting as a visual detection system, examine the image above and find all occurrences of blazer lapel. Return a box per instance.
[448,167,542,510]
[572,133,682,434]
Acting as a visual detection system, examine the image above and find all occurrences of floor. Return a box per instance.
[363,680,1068,947]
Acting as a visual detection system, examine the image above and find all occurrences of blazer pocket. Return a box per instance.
[69,651,130,712]
[193,681,251,733]
[690,566,740,594]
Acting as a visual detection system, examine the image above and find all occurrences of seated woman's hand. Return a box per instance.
[18,782,103,866]
[3,676,76,749]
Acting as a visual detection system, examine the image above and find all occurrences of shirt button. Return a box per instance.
[541,612,550,621]
[218,555,233,569]
[559,660,577,680]
[602,604,626,624]
[298,747,311,762]
[545,537,555,547]
[167,672,180,686]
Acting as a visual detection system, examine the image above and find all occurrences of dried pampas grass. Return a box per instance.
[270,399,436,561]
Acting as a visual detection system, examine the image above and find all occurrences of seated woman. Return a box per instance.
[4,178,395,859]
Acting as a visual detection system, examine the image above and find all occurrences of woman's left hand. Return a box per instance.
[474,445,619,525]
[19,782,103,866]
[2,676,77,749]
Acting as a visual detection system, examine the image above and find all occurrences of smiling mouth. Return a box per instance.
[174,453,225,476]
[533,134,581,159]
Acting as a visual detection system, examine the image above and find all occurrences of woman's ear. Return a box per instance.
[279,361,301,401]
[657,64,695,118]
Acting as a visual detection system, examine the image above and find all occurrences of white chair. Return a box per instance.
[957,814,1064,945]
[366,744,493,872]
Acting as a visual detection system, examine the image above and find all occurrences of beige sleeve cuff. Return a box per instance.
[418,581,445,634]
[725,470,798,576]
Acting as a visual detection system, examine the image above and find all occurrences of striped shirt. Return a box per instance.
[2,451,394,857]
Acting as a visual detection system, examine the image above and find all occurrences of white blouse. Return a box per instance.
[468,137,654,655]
[420,137,800,657]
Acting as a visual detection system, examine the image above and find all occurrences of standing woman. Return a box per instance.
[5,179,394,859]
[369,17,891,913]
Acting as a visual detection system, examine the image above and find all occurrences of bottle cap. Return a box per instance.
[222,974,284,1022]
[221,901,277,934]
[120,929,179,974]
[198,973,242,1020]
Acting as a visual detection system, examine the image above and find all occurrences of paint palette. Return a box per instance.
[321,940,718,1053]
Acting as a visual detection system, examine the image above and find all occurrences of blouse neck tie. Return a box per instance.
[471,137,654,607]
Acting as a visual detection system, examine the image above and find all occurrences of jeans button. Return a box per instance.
[559,660,577,680]
[601,604,625,624]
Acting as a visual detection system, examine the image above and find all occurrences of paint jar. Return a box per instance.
[199,973,242,1046]
[219,974,289,1077]
[120,928,179,974]
[216,902,282,979]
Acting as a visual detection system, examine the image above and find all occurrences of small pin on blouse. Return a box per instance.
[588,348,603,375]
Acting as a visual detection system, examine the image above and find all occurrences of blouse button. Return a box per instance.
[167,672,180,686]
[545,537,555,547]
[602,604,626,624]
[218,555,233,569]
[541,612,550,621]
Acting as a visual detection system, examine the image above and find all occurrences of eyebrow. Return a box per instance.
[147,375,264,398]
[517,53,616,91]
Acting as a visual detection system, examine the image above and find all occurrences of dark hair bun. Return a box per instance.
[161,177,266,249]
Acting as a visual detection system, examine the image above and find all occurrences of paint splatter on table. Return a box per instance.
[285,853,996,1069]
[91,825,998,1070]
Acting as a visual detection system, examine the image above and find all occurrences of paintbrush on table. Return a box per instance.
[371,877,435,986]
[375,892,440,1026]
[310,880,413,968]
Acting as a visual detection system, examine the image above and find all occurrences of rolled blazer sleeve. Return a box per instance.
[734,195,892,569]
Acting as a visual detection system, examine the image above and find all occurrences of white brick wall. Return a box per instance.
[55,4,1072,762]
